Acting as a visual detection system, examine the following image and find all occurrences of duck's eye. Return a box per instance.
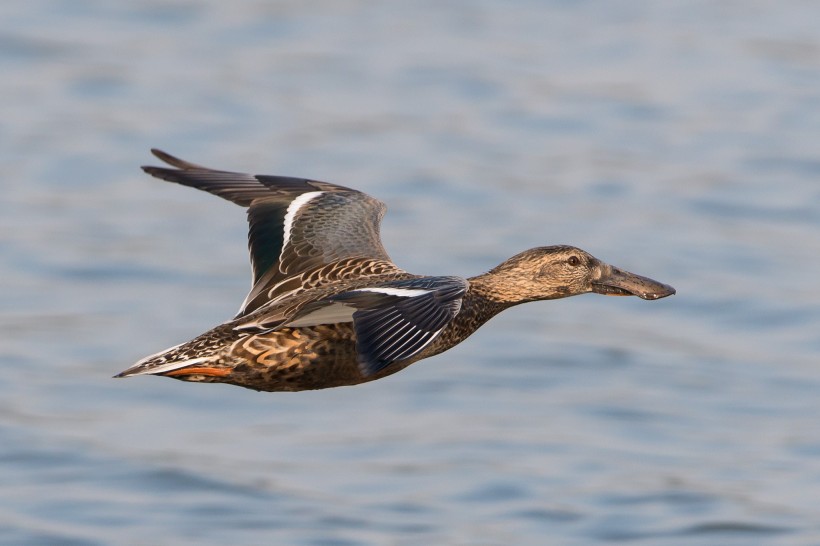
[567,256,581,267]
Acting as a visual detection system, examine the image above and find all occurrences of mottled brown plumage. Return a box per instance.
[116,150,675,392]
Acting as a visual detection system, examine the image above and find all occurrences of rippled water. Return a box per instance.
[3,1,820,544]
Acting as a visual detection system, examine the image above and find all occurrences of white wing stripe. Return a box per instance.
[279,191,324,270]
[353,287,433,297]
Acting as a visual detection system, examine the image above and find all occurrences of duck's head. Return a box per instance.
[476,245,675,303]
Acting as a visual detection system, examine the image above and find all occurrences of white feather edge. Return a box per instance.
[119,342,212,377]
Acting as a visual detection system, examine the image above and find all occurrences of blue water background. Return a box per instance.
[2,1,820,544]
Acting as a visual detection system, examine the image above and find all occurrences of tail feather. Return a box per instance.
[115,356,212,378]
[115,342,217,378]
[116,320,239,379]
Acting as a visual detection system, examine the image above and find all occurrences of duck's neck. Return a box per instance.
[466,272,506,304]
[458,271,526,329]
[467,270,542,307]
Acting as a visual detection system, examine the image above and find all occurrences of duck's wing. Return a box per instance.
[334,276,468,376]
[142,149,400,316]
[238,276,469,377]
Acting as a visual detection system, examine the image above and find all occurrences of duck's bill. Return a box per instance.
[592,266,676,300]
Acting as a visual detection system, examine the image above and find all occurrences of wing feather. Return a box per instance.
[325,276,469,376]
[141,149,401,316]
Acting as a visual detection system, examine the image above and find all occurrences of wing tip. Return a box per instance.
[146,148,208,170]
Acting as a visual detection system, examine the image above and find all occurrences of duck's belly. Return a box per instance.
[220,324,372,391]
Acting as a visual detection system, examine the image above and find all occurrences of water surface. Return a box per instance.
[2,1,820,544]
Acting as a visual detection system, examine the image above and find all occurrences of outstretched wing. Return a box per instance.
[142,149,397,316]
[280,276,469,377]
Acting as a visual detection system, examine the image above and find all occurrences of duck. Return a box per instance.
[115,149,675,392]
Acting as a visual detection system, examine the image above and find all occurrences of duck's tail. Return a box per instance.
[115,325,236,378]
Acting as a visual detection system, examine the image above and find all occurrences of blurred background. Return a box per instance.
[2,1,820,544]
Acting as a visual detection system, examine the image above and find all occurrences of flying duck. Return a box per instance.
[116,149,675,391]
